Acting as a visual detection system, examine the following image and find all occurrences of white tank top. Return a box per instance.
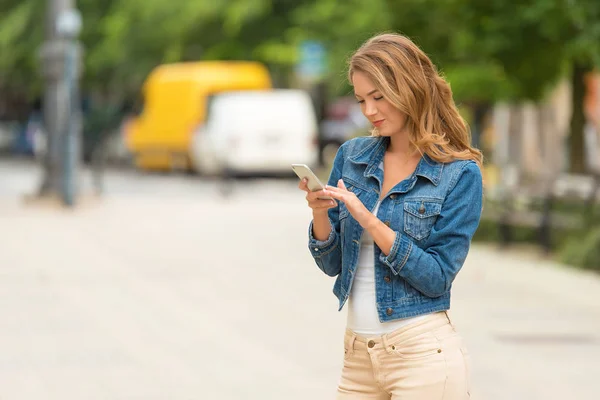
[346,200,429,336]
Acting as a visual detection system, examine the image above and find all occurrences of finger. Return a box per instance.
[337,179,347,190]
[325,185,349,193]
[307,190,329,201]
[325,185,342,192]
[322,189,344,201]
[306,190,336,203]
[298,178,309,192]
[310,199,337,209]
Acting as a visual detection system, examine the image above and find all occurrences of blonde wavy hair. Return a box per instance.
[348,33,483,167]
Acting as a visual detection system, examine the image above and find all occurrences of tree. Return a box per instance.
[1,0,598,175]
[555,0,600,173]
[0,0,43,116]
[384,0,567,154]
[387,0,600,173]
[455,0,600,173]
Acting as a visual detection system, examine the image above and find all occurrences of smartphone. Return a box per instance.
[291,164,333,200]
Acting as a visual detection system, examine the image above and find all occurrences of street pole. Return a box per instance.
[57,7,83,206]
[38,0,82,206]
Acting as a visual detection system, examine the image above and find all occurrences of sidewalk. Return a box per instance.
[0,192,599,399]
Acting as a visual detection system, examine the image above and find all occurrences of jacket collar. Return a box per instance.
[348,136,443,186]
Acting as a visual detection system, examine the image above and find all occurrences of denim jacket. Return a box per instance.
[308,136,483,321]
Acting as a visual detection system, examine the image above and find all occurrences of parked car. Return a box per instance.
[319,96,370,164]
[190,89,319,176]
[126,61,272,172]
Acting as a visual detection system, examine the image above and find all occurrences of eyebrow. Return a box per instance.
[355,89,379,98]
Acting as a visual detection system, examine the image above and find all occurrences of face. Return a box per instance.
[352,71,407,137]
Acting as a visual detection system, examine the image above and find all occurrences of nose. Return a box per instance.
[364,101,377,117]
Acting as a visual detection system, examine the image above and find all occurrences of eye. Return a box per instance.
[374,96,383,101]
[356,99,365,104]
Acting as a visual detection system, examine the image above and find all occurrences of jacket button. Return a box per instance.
[384,276,391,283]
[386,308,393,316]
[418,204,426,214]
[384,221,390,227]
[390,194,396,200]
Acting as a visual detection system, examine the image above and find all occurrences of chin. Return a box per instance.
[376,130,392,137]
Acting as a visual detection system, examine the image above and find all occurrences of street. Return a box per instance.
[1,159,599,400]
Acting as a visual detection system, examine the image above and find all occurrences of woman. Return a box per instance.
[299,33,483,399]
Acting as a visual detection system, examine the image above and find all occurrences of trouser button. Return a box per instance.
[368,340,375,348]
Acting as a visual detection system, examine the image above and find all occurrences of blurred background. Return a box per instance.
[0,0,599,399]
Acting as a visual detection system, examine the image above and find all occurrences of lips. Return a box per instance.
[373,120,384,127]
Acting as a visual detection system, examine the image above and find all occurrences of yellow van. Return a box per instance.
[126,61,272,171]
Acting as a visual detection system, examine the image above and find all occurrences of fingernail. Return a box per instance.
[302,178,307,183]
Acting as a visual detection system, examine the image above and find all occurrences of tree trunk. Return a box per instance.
[470,102,490,151]
[502,104,523,190]
[569,63,593,174]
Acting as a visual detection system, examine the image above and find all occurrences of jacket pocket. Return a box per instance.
[403,199,442,241]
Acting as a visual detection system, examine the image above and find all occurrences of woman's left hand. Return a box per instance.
[323,179,372,228]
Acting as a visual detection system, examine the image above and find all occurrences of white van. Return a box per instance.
[190,89,319,175]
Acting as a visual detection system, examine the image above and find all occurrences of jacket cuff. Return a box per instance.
[379,231,413,275]
[308,220,338,258]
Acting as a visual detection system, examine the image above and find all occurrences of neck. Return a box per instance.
[387,131,414,156]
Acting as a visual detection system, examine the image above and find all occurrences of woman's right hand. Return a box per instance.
[298,178,338,214]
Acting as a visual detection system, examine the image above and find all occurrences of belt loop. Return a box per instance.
[382,332,391,352]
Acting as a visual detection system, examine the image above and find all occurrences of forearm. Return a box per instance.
[368,224,454,297]
[363,213,396,256]
[311,211,332,241]
[308,211,341,277]
[397,243,458,297]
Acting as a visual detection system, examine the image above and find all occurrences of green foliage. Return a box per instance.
[1,0,600,106]
[443,64,515,105]
[0,1,43,94]
[292,0,393,93]
[476,194,600,272]
[385,0,565,102]
[559,226,600,272]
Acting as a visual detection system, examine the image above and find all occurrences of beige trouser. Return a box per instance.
[337,311,471,399]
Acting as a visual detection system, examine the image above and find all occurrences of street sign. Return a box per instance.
[296,40,327,83]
